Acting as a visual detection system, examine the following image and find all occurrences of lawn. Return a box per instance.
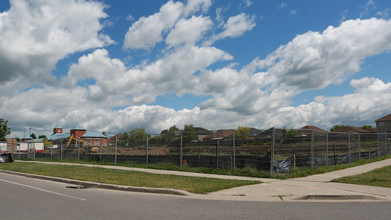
[332,165,391,188]
[0,162,260,194]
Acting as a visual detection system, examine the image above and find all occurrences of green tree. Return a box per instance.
[183,124,197,142]
[0,118,11,141]
[160,125,178,144]
[38,135,47,139]
[283,128,302,138]
[118,132,129,147]
[330,125,345,132]
[235,126,250,140]
[30,133,37,139]
[128,128,148,145]
[361,125,375,130]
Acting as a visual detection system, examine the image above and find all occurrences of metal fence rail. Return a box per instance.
[10,129,391,176]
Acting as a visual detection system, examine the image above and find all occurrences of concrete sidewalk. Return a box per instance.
[12,159,391,202]
[203,158,391,202]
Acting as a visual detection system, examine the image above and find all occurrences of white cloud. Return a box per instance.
[290,9,298,15]
[0,0,112,86]
[278,3,287,9]
[184,0,212,17]
[67,45,232,105]
[2,1,391,138]
[266,18,391,90]
[217,13,255,39]
[166,16,213,47]
[196,18,391,116]
[123,0,184,50]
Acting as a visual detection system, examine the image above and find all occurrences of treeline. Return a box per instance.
[117,124,198,147]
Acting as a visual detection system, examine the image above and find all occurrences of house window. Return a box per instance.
[379,122,384,126]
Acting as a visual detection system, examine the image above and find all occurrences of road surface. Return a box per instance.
[0,172,390,220]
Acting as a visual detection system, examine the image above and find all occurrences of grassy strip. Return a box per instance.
[273,155,391,179]
[16,158,270,178]
[0,162,260,194]
[15,154,391,179]
[331,166,391,188]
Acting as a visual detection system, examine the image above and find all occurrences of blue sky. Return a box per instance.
[1,0,391,137]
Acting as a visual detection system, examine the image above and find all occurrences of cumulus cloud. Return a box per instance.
[123,0,183,50]
[197,18,391,115]
[68,45,232,105]
[2,0,391,138]
[166,16,213,47]
[206,13,255,45]
[0,0,113,85]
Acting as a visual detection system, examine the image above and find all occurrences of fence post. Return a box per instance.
[60,140,63,161]
[115,136,118,165]
[100,139,102,161]
[270,127,275,177]
[387,133,389,155]
[77,139,80,161]
[311,130,314,169]
[233,131,236,169]
[359,133,362,159]
[385,133,387,156]
[146,136,149,166]
[180,133,183,168]
[216,139,219,169]
[348,133,351,163]
[377,133,380,159]
[326,132,329,165]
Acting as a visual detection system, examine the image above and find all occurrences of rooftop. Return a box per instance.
[376,113,391,122]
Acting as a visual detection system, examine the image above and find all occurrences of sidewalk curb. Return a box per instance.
[0,170,189,196]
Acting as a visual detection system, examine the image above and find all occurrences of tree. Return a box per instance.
[128,128,148,145]
[30,133,37,139]
[361,125,375,130]
[0,118,11,141]
[160,125,178,144]
[330,125,345,132]
[38,135,47,139]
[235,126,250,140]
[283,128,302,138]
[183,124,197,142]
[118,132,129,147]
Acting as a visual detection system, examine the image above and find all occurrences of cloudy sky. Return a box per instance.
[1,0,391,137]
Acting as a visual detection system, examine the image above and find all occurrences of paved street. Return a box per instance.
[1,172,391,220]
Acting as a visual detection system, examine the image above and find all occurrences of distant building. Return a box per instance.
[376,113,391,133]
[195,127,213,141]
[203,130,235,141]
[333,126,375,133]
[47,124,108,147]
[255,128,284,140]
[301,125,328,135]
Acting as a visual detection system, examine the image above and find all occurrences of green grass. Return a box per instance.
[16,157,269,178]
[0,162,260,194]
[15,154,391,179]
[273,155,391,179]
[332,166,391,188]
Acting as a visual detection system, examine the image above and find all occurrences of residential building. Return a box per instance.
[333,126,376,133]
[376,113,391,133]
[301,125,328,135]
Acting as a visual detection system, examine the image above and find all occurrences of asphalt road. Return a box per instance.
[1,172,391,220]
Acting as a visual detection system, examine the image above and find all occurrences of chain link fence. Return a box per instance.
[10,129,391,176]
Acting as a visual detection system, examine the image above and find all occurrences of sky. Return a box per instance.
[1,0,391,137]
